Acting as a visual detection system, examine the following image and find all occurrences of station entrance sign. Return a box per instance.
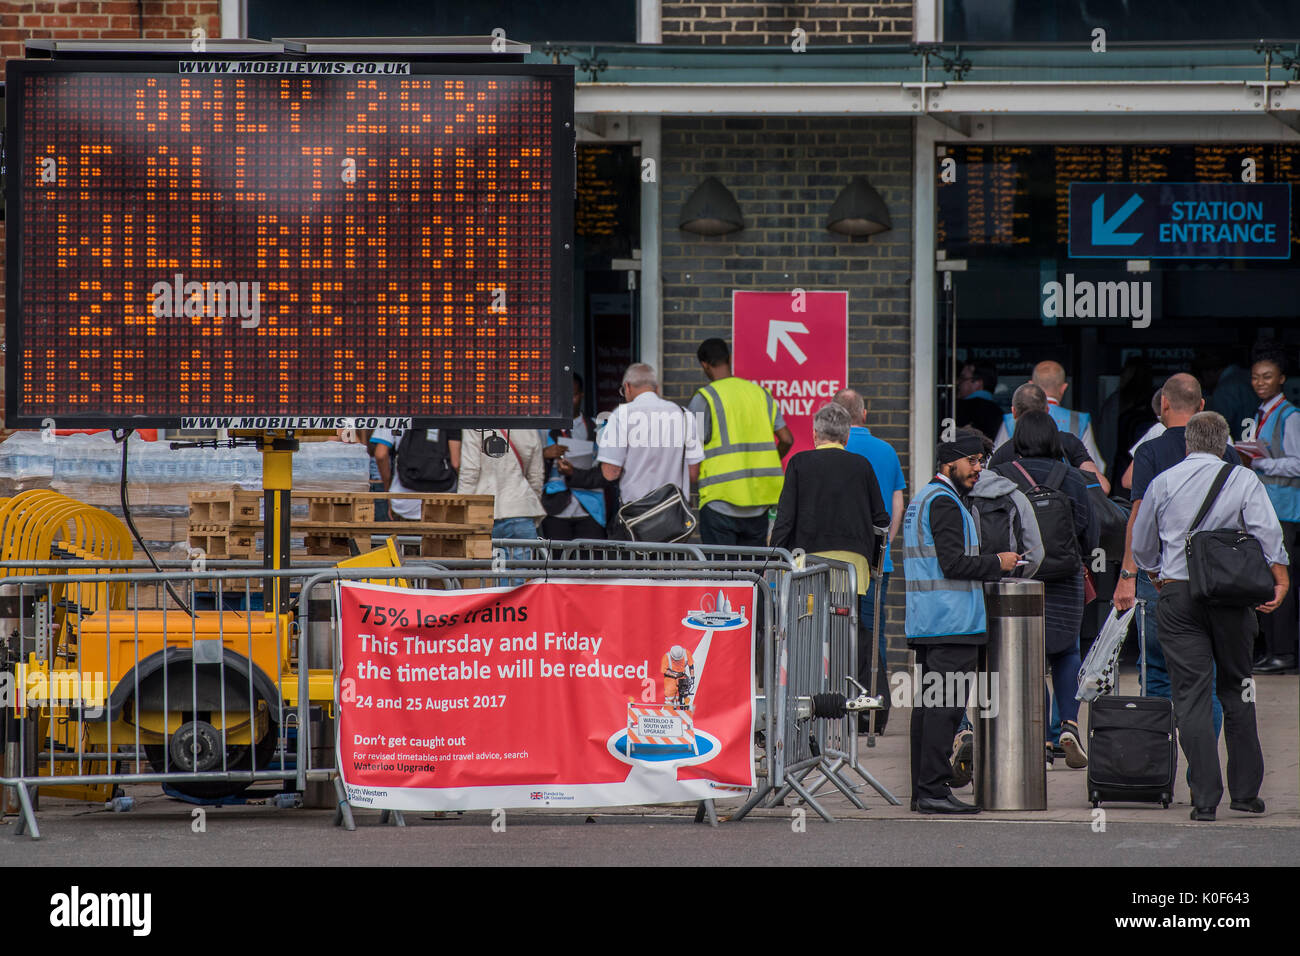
[1068,182,1290,259]
[732,290,848,461]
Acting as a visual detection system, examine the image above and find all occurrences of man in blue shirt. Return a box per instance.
[835,389,906,734]
[1115,373,1239,735]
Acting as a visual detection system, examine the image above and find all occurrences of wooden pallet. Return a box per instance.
[420,495,494,528]
[419,532,493,560]
[303,532,374,557]
[288,491,493,528]
[188,528,258,560]
[291,520,490,533]
[189,489,261,526]
[301,494,375,525]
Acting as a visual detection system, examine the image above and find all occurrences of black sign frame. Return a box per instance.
[4,56,575,429]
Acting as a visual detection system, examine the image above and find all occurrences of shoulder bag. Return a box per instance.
[615,407,697,543]
[1185,463,1275,606]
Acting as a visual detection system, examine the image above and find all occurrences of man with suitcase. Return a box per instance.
[1130,412,1287,820]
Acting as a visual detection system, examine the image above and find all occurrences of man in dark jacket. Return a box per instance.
[903,434,1019,814]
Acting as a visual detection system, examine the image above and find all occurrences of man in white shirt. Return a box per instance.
[597,363,704,538]
[1131,411,1287,821]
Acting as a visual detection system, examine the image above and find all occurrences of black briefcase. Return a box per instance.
[1185,464,1274,607]
[1087,600,1177,808]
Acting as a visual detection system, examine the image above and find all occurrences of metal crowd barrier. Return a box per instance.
[296,560,777,831]
[733,556,899,823]
[1,565,318,839]
[4,542,897,837]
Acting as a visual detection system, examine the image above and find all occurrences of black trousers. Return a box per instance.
[909,642,979,801]
[698,505,769,547]
[540,514,606,542]
[1258,519,1300,658]
[1157,582,1264,809]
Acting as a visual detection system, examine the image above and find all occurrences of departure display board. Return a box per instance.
[5,59,574,428]
[937,143,1300,262]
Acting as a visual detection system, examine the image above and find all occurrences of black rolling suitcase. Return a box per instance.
[1087,599,1178,809]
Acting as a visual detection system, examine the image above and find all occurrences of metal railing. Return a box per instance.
[1,566,317,838]
[733,557,899,823]
[4,541,896,837]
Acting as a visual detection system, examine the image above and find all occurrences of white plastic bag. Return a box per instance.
[1076,604,1136,702]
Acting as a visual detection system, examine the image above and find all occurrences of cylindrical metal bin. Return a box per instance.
[976,580,1046,811]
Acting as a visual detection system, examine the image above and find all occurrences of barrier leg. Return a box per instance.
[811,753,902,807]
[333,775,356,832]
[783,773,834,823]
[693,799,718,827]
[380,809,406,827]
[801,758,868,811]
[14,783,39,840]
[841,762,901,806]
[730,787,767,822]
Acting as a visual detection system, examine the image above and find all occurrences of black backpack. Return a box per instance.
[998,460,1081,582]
[396,429,456,492]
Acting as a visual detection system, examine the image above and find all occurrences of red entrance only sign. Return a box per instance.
[732,290,849,461]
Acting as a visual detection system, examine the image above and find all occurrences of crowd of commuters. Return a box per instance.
[343,337,1296,818]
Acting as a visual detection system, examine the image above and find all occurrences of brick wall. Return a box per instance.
[660,116,914,652]
[0,1,221,432]
[662,2,913,45]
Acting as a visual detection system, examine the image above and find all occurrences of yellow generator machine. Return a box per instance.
[5,486,403,801]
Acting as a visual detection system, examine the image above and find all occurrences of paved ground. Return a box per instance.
[3,671,1296,865]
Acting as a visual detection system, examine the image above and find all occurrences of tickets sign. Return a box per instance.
[732,290,849,460]
[336,579,756,811]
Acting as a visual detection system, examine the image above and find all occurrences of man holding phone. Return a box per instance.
[903,434,1019,814]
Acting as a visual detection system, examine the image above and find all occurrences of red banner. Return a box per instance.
[732,290,849,461]
[336,579,756,811]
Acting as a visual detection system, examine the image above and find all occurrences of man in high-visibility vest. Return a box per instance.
[994,360,1106,475]
[903,433,1019,814]
[688,338,794,546]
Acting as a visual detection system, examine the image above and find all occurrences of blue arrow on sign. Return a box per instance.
[1091,193,1144,246]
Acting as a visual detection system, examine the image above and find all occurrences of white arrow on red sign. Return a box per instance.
[765,320,809,365]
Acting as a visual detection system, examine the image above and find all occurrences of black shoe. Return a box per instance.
[1229,798,1266,813]
[1253,654,1299,675]
[1189,806,1217,821]
[916,794,981,814]
[1252,651,1271,669]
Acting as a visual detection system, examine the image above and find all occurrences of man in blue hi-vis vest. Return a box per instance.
[903,433,1019,814]
[994,360,1107,475]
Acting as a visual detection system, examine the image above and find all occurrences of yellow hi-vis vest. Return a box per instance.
[696,376,784,508]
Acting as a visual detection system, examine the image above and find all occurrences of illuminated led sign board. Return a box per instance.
[5,58,574,428]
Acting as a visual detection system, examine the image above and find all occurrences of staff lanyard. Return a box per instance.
[1257,399,1283,437]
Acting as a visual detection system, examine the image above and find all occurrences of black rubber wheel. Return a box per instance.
[146,719,280,801]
